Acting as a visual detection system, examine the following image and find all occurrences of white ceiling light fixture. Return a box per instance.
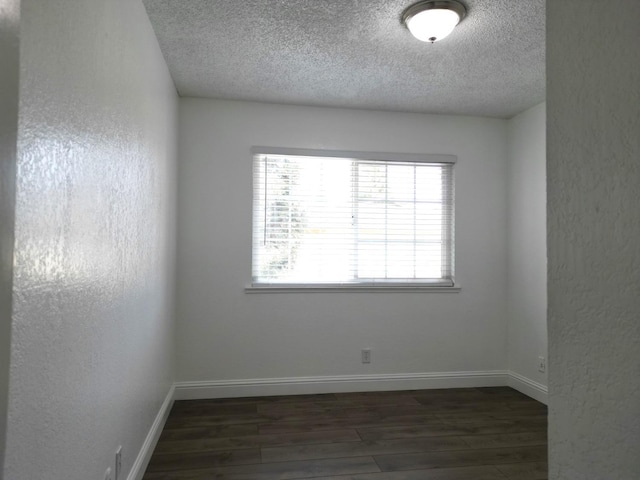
[402,0,467,43]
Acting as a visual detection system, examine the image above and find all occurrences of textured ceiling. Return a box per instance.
[143,0,545,118]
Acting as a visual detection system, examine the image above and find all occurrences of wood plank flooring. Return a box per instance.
[143,387,548,480]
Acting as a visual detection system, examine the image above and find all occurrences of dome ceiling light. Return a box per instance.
[402,0,467,43]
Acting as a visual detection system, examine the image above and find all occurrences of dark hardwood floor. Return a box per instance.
[143,387,548,479]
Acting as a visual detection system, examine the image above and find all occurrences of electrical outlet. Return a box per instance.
[115,446,122,480]
[104,467,113,480]
[538,356,546,373]
[361,348,371,364]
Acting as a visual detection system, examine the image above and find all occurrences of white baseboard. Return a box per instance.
[128,384,175,480]
[174,371,509,400]
[507,371,548,404]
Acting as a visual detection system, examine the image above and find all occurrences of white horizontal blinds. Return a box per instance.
[253,154,355,283]
[252,153,454,285]
[355,161,454,284]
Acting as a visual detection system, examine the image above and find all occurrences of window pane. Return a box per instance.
[357,243,385,278]
[416,165,443,202]
[387,202,415,241]
[415,202,443,241]
[357,163,386,201]
[387,243,415,278]
[387,164,415,201]
[416,243,444,278]
[356,201,386,241]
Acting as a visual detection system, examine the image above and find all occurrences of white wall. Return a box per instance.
[3,1,178,479]
[176,98,509,390]
[547,2,640,479]
[0,0,20,471]
[506,103,547,398]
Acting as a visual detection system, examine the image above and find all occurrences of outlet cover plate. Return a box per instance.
[538,356,546,373]
[362,348,371,364]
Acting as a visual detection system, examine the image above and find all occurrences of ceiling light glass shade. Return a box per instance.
[403,1,466,43]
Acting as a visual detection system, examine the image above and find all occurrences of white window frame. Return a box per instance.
[246,147,459,293]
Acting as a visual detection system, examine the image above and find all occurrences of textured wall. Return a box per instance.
[177,98,508,384]
[0,0,20,470]
[547,2,640,479]
[506,103,547,390]
[3,1,177,479]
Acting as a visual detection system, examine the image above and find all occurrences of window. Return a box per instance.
[251,148,455,289]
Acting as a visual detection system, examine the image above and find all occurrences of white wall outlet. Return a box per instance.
[538,356,546,373]
[361,348,371,364]
[104,467,113,480]
[115,446,122,480]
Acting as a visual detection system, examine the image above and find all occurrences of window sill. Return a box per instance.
[245,284,461,294]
